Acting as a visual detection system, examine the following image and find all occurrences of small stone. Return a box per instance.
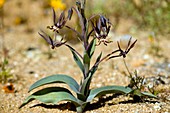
[153,102,161,110]
[34,73,39,78]
[13,61,18,66]
[96,84,102,87]
[143,54,150,60]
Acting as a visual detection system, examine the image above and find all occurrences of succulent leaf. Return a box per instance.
[80,74,92,96]
[19,87,80,109]
[29,74,80,94]
[83,52,90,65]
[141,92,157,98]
[80,53,103,95]
[83,52,90,78]
[88,52,102,76]
[69,48,84,75]
[87,38,96,58]
[87,86,132,102]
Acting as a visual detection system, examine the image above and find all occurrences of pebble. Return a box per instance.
[96,84,102,87]
[34,73,39,78]
[153,102,161,110]
[13,61,18,66]
[143,54,150,60]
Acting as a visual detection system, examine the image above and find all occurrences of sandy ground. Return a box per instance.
[0,0,170,113]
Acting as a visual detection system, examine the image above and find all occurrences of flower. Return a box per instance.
[119,35,134,50]
[47,8,67,33]
[148,32,155,43]
[38,30,66,49]
[117,35,137,58]
[50,0,66,11]
[91,15,112,46]
[0,0,5,8]
[108,35,137,59]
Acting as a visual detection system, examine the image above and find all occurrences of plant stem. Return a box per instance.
[76,106,83,113]
[80,0,86,25]
[77,0,89,79]
[123,58,133,78]
[80,0,86,9]
[80,0,88,54]
[94,49,120,67]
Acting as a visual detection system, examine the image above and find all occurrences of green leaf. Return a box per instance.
[29,74,80,94]
[19,87,80,109]
[87,86,132,102]
[141,92,157,98]
[69,48,84,74]
[130,89,157,99]
[83,52,90,65]
[80,74,92,96]
[80,53,102,96]
[87,38,96,58]
[131,89,142,97]
[96,52,102,63]
[83,52,91,78]
[89,52,102,77]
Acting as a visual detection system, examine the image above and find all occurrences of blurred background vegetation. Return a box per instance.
[87,0,170,35]
[1,0,169,36]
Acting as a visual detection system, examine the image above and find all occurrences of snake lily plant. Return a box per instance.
[19,0,145,112]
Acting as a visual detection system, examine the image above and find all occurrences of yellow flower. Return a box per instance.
[0,0,5,8]
[50,0,66,11]
[148,32,155,43]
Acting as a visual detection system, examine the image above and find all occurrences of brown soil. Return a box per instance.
[0,0,170,113]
